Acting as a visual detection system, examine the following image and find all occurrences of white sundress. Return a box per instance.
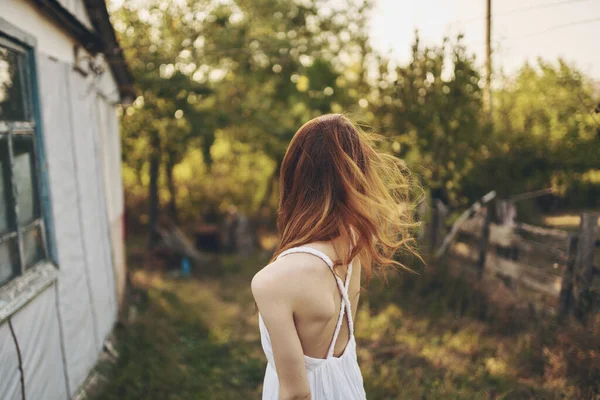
[258,246,367,400]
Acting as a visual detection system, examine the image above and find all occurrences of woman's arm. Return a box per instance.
[252,264,311,400]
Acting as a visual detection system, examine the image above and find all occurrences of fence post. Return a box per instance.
[558,233,577,321]
[572,212,599,321]
[476,200,494,278]
[435,200,447,252]
[428,199,447,254]
[416,198,430,243]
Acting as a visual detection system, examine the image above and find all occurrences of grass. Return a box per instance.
[93,246,599,400]
[94,252,266,400]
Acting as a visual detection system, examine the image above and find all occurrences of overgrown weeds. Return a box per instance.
[93,248,599,399]
[362,262,600,399]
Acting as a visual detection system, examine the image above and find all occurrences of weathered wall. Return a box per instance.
[0,323,22,400]
[10,285,69,400]
[37,53,120,398]
[96,96,127,307]
[0,2,126,398]
[0,0,77,63]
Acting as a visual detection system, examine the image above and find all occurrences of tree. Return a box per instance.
[110,0,375,240]
[466,59,600,202]
[370,34,489,207]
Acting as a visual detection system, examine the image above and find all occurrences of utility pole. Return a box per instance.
[485,0,492,120]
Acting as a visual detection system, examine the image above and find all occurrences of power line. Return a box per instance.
[455,0,590,24]
[506,16,600,40]
[496,0,588,17]
[467,15,600,46]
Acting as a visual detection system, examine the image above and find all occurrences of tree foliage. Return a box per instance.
[109,0,599,231]
[369,35,489,206]
[111,0,374,229]
[464,59,600,204]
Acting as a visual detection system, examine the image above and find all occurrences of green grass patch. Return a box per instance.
[93,248,597,399]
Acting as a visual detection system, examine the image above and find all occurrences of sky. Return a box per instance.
[369,0,600,80]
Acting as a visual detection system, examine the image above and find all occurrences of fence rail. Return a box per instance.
[427,198,599,322]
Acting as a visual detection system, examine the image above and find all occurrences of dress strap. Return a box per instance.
[276,245,355,358]
[327,261,353,358]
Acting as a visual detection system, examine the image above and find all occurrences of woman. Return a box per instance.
[252,114,418,400]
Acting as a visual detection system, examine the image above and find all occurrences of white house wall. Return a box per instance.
[96,97,127,307]
[68,70,117,346]
[0,2,127,398]
[37,55,101,396]
[0,0,77,63]
[10,285,68,400]
[0,323,22,400]
[96,98,124,222]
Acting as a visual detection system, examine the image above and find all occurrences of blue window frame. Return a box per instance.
[0,31,50,286]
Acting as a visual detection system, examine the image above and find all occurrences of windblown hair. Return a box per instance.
[271,114,420,283]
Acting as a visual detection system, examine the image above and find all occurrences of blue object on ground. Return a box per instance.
[181,257,191,278]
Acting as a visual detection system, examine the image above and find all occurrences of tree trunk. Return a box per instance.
[256,167,278,214]
[166,152,179,224]
[148,132,161,248]
[249,162,281,249]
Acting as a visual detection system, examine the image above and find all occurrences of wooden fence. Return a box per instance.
[427,197,600,322]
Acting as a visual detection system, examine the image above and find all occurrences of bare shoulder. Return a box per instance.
[251,253,330,302]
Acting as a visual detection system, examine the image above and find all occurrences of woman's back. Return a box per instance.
[278,241,360,357]
[254,242,367,400]
[252,113,419,400]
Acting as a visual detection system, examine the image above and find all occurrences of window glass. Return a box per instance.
[0,45,27,121]
[22,224,44,269]
[0,137,12,234]
[13,136,38,225]
[0,37,48,285]
[0,238,18,285]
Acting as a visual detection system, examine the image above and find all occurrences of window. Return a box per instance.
[0,36,48,286]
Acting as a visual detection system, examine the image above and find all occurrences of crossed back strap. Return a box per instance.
[276,245,354,358]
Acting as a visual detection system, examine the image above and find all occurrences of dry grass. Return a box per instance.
[93,245,600,400]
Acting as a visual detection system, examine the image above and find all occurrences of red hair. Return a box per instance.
[272,114,420,283]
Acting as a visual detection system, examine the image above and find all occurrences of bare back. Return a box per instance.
[254,239,367,400]
[289,241,361,359]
